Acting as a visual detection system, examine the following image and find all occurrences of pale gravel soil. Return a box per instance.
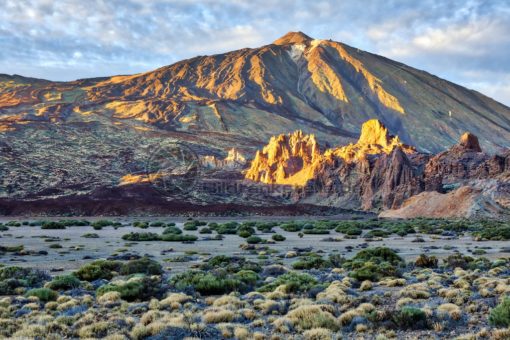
[1,218,508,274]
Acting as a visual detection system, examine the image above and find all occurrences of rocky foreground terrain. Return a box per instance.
[0,217,510,339]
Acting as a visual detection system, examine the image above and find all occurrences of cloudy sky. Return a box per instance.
[1,0,509,106]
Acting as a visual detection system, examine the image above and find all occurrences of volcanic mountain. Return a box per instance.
[1,31,510,215]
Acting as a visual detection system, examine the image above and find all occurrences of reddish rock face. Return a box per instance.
[246,120,510,213]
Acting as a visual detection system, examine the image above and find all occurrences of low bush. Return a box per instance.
[41,221,66,229]
[415,254,438,268]
[489,297,510,327]
[171,270,245,295]
[199,227,212,234]
[280,222,304,232]
[91,220,115,228]
[272,234,286,242]
[96,276,161,301]
[246,236,262,244]
[292,255,331,270]
[0,266,50,294]
[393,307,428,329]
[162,226,183,235]
[25,288,58,302]
[46,274,81,290]
[214,222,239,234]
[443,254,474,270]
[258,272,317,293]
[74,260,122,281]
[160,234,198,242]
[81,233,99,238]
[120,257,163,276]
[133,221,149,229]
[121,232,160,241]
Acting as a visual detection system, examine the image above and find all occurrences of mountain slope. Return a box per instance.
[1,32,510,154]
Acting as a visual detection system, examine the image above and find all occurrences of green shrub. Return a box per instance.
[199,227,212,234]
[162,226,182,235]
[171,270,245,295]
[258,272,317,293]
[203,255,261,273]
[365,229,390,238]
[25,288,58,302]
[97,276,161,301]
[0,267,50,294]
[160,234,197,242]
[344,248,403,281]
[74,260,122,281]
[272,234,286,242]
[133,221,149,229]
[59,219,90,226]
[489,297,510,327]
[238,230,252,238]
[246,236,262,244]
[41,221,66,229]
[303,229,330,234]
[292,255,330,270]
[120,257,163,276]
[5,221,21,227]
[81,233,99,238]
[256,222,276,232]
[473,225,510,240]
[234,270,259,286]
[393,307,428,329]
[349,247,403,266]
[0,245,24,252]
[149,221,166,227]
[46,274,81,290]
[280,222,304,232]
[183,220,207,230]
[91,220,114,228]
[215,222,239,234]
[0,225,9,231]
[121,232,160,241]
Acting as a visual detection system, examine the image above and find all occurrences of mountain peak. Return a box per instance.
[273,31,313,45]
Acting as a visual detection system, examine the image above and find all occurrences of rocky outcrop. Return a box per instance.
[380,180,510,218]
[247,121,510,215]
[244,130,322,185]
[245,119,414,187]
[201,148,246,170]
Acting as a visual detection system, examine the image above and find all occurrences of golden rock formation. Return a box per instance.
[329,119,415,163]
[245,130,322,185]
[245,119,415,186]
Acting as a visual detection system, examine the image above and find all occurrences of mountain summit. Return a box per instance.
[273,31,313,45]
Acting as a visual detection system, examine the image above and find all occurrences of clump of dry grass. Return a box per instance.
[286,305,339,331]
[360,280,373,291]
[437,303,462,320]
[202,308,235,323]
[399,283,430,299]
[316,281,349,304]
[303,327,333,340]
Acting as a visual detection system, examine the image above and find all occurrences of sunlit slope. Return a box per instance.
[1,32,510,153]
